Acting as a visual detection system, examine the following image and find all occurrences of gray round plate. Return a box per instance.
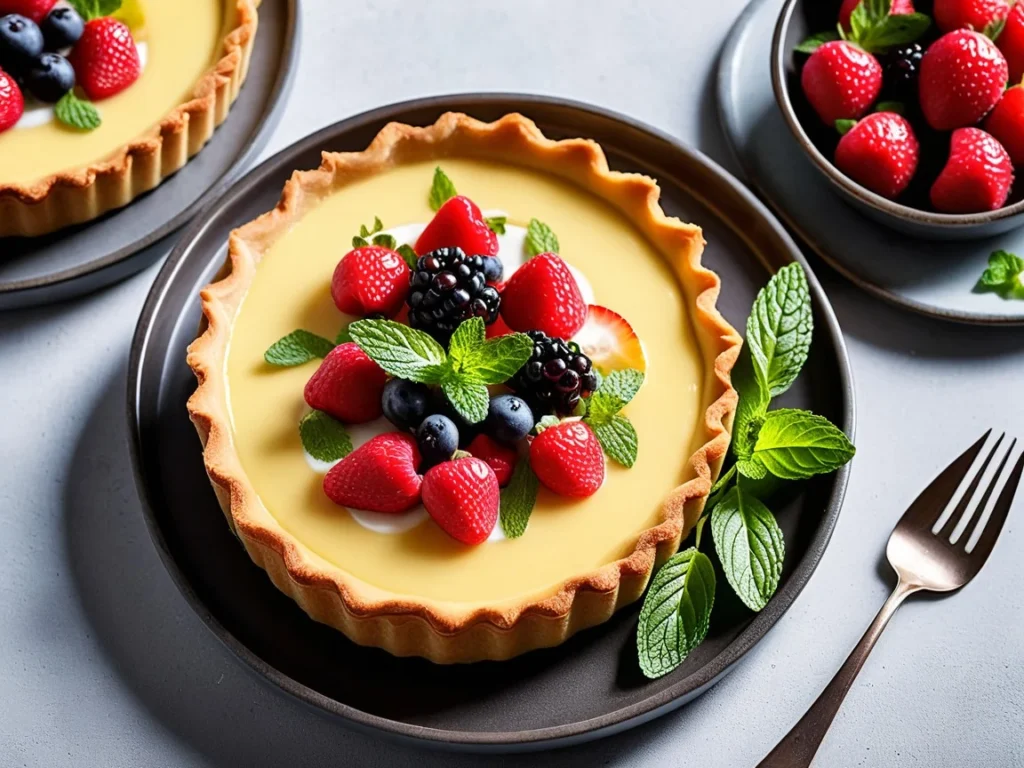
[0,0,299,311]
[127,94,855,753]
[718,0,1024,326]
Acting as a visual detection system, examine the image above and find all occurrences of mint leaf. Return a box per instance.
[429,166,458,211]
[458,333,533,385]
[752,408,855,480]
[447,317,486,366]
[730,348,768,460]
[637,547,716,679]
[500,458,540,538]
[264,329,335,366]
[525,218,560,257]
[348,319,447,383]
[848,0,930,52]
[586,368,645,425]
[485,215,507,235]
[372,233,398,250]
[711,484,785,612]
[299,411,352,463]
[747,263,813,399]
[97,0,121,15]
[67,0,120,21]
[977,250,1024,299]
[736,457,768,480]
[593,414,638,467]
[54,90,101,131]
[442,375,489,424]
[396,244,418,269]
[795,30,838,54]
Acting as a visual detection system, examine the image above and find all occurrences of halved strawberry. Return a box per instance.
[415,195,498,257]
[573,305,647,375]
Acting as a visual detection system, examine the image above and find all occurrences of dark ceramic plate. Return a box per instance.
[127,95,855,753]
[0,0,299,310]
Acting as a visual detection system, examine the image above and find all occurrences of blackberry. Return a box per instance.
[509,331,599,416]
[882,43,924,102]
[407,247,501,343]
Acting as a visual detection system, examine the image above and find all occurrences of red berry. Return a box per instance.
[839,0,915,30]
[330,245,410,318]
[303,342,388,424]
[415,195,498,257]
[68,17,140,100]
[0,69,24,133]
[835,112,920,200]
[530,421,605,498]
[919,30,1008,131]
[0,0,55,22]
[501,252,587,339]
[999,2,1024,83]
[985,85,1024,164]
[801,41,883,126]
[422,457,499,545]
[467,434,517,487]
[930,127,1013,213]
[485,314,513,339]
[933,0,1010,33]
[323,433,422,514]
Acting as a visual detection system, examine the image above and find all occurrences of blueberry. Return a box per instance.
[381,378,430,432]
[482,255,503,283]
[24,52,73,102]
[0,15,44,75]
[429,391,478,448]
[485,394,535,444]
[417,414,459,470]
[41,7,84,51]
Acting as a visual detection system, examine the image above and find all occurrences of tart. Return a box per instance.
[187,113,742,663]
[0,0,257,238]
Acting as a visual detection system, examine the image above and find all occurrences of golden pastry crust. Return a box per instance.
[187,112,743,663]
[0,0,258,238]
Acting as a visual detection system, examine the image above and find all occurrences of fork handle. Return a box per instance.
[757,581,920,768]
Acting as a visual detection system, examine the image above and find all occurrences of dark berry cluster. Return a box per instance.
[0,9,82,103]
[510,330,598,417]
[407,247,501,344]
[882,43,924,103]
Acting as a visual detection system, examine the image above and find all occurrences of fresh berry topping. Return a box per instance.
[919,30,1008,131]
[930,127,1013,213]
[23,51,72,102]
[415,195,499,258]
[67,17,140,100]
[323,433,422,514]
[422,457,500,545]
[429,391,479,448]
[530,421,605,498]
[303,342,389,424]
[574,305,647,375]
[839,0,915,30]
[999,1,1024,83]
[0,13,43,73]
[466,434,517,486]
[500,252,587,339]
[381,377,430,432]
[407,247,501,344]
[484,394,535,444]
[835,112,920,200]
[0,67,23,132]
[485,314,513,339]
[881,42,924,102]
[481,253,503,283]
[509,330,598,417]
[40,6,82,50]
[416,413,459,470]
[331,245,410,318]
[933,0,1009,33]
[985,85,1024,165]
[801,41,883,126]
[0,0,54,24]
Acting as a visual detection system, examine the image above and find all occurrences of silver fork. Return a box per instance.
[758,431,1024,768]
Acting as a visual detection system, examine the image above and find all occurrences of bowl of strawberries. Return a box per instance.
[772,0,1024,240]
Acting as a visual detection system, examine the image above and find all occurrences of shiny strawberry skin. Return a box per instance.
[933,0,1010,33]
[999,2,1024,84]
[415,195,498,257]
[985,86,1024,165]
[835,113,920,199]
[530,421,605,498]
[500,252,587,339]
[930,127,1013,213]
[68,18,140,100]
[0,0,55,22]
[801,41,883,126]
[304,342,389,424]
[919,30,1008,131]
[422,457,499,545]
[467,434,517,486]
[839,0,914,30]
[0,69,24,133]
[323,433,422,514]
[330,245,410,318]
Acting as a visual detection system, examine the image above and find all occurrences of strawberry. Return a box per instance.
[485,314,513,339]
[919,30,1008,130]
[930,127,1014,213]
[331,245,410,318]
[323,433,422,514]
[303,342,389,424]
[530,421,605,498]
[834,112,920,199]
[415,195,499,258]
[422,457,499,544]
[999,2,1024,83]
[933,0,1010,33]
[467,434,517,486]
[985,85,1024,164]
[0,69,23,133]
[501,252,587,339]
[839,0,915,30]
[573,305,647,375]
[68,17,140,100]
[0,0,55,22]
[801,41,883,126]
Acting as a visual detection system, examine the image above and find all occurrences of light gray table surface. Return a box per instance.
[3,1,1023,766]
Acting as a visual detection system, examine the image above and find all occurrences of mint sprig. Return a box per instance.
[347,319,447,382]
[67,0,121,21]
[583,368,644,467]
[429,166,458,212]
[265,329,336,366]
[746,262,813,400]
[499,457,540,538]
[525,218,560,257]
[299,410,352,463]
[748,409,856,480]
[843,0,931,53]
[54,91,101,131]
[977,250,1024,300]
